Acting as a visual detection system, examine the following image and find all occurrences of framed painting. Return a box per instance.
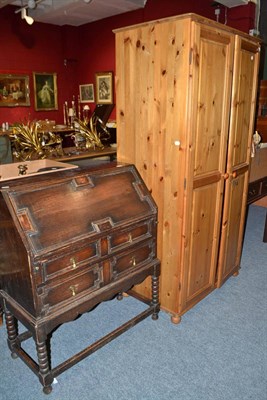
[79,84,95,103]
[33,72,58,111]
[0,74,30,107]
[95,72,113,104]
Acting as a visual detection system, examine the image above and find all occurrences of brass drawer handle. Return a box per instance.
[69,285,77,296]
[70,257,77,269]
[130,257,136,267]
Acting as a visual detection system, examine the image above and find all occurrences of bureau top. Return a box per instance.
[1,163,157,259]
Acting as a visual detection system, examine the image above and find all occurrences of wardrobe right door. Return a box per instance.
[217,36,260,287]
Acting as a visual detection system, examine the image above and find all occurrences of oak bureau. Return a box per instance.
[0,162,160,394]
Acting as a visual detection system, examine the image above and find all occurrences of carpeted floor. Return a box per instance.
[0,205,266,400]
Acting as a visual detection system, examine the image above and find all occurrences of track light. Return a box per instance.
[21,8,34,25]
[15,0,42,20]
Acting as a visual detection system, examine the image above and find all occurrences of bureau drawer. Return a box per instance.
[109,220,154,252]
[111,241,155,279]
[42,243,99,282]
[43,265,103,309]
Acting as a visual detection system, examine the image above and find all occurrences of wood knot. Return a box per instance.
[136,40,141,48]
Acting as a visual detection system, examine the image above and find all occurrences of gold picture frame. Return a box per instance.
[95,72,113,104]
[33,72,58,111]
[0,74,30,107]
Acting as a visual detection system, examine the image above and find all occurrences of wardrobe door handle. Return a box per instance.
[224,172,237,180]
[232,171,237,178]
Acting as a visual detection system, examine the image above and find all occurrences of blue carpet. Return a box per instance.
[0,205,266,400]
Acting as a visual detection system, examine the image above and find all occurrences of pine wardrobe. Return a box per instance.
[114,13,260,323]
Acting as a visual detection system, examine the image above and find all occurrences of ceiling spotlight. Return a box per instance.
[84,0,93,3]
[21,8,34,25]
[28,0,36,9]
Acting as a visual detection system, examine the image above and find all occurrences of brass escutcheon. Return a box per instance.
[18,164,28,176]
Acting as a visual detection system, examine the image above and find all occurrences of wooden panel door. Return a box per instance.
[180,24,235,314]
[216,37,260,287]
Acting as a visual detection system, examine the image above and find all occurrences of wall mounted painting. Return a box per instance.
[95,72,113,104]
[33,72,58,111]
[0,74,30,107]
[79,84,95,103]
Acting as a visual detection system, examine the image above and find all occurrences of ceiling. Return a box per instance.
[0,0,147,26]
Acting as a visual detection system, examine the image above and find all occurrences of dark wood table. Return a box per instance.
[57,146,116,162]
